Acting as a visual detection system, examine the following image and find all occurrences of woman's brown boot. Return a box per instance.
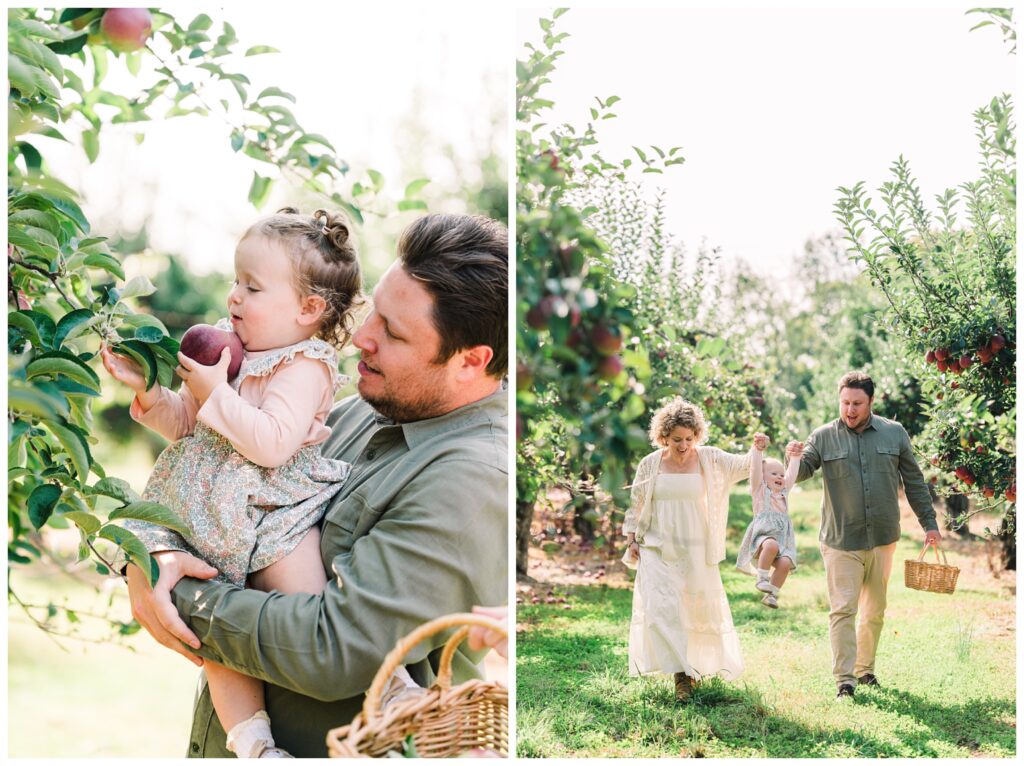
[673,671,694,703]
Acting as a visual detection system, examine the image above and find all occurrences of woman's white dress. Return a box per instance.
[627,472,744,680]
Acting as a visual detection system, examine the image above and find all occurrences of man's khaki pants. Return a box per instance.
[820,541,897,688]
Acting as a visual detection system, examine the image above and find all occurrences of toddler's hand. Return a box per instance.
[786,441,804,458]
[177,348,231,405]
[752,432,769,451]
[100,345,148,392]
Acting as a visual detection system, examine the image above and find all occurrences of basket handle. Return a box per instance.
[362,612,507,723]
[917,540,948,565]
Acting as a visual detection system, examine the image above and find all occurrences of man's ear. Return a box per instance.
[454,344,494,380]
[298,294,327,326]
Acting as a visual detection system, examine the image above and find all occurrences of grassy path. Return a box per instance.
[516,489,1016,758]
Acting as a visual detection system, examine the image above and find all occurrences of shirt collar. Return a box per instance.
[840,413,877,434]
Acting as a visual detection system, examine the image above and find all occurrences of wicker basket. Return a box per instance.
[904,542,959,594]
[326,612,508,758]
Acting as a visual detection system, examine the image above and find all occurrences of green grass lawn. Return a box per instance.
[517,489,1016,758]
[7,563,198,757]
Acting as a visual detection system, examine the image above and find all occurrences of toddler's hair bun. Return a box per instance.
[313,208,352,261]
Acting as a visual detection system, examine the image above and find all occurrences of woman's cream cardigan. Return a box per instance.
[623,445,751,566]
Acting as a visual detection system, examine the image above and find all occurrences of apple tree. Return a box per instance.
[7,7,397,635]
[835,88,1015,566]
[516,10,684,572]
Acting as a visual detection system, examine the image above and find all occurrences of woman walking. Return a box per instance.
[623,398,751,702]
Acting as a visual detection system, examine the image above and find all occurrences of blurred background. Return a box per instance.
[9,5,507,757]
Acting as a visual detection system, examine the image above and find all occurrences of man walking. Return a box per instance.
[789,371,940,700]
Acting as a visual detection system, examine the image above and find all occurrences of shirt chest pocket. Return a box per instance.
[821,447,850,480]
[322,492,381,549]
[875,444,900,474]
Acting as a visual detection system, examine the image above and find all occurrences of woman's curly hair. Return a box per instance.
[648,397,707,447]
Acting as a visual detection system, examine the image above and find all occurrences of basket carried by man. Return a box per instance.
[326,612,508,758]
[904,541,959,594]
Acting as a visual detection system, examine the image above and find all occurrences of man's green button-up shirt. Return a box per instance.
[169,387,508,758]
[797,414,937,551]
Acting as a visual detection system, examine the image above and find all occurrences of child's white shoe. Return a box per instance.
[226,711,293,759]
[761,592,778,609]
[756,568,774,593]
[256,745,293,758]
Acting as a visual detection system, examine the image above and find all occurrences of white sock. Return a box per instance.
[226,711,275,759]
[756,568,770,581]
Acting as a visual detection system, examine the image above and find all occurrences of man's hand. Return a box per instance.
[126,550,219,666]
[753,432,769,451]
[924,529,942,547]
[176,348,231,406]
[786,441,804,459]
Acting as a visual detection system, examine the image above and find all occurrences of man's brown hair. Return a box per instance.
[838,370,874,399]
[397,213,508,377]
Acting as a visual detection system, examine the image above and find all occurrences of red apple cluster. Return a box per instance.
[923,333,1008,375]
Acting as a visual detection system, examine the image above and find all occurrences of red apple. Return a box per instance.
[590,324,622,356]
[1007,483,1016,503]
[959,354,973,369]
[597,355,624,381]
[179,324,244,381]
[936,359,949,373]
[990,334,1006,352]
[101,8,153,52]
[983,488,995,498]
[925,349,936,364]
[935,347,950,361]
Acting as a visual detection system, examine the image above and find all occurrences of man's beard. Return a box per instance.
[359,365,452,424]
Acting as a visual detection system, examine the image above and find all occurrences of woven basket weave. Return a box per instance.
[904,542,959,594]
[326,613,508,758]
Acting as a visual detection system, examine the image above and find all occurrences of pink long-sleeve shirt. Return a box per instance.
[130,349,336,468]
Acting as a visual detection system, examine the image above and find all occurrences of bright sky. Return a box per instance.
[46,5,509,277]
[518,6,1016,277]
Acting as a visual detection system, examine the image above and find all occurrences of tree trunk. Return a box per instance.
[997,506,1016,571]
[516,499,534,576]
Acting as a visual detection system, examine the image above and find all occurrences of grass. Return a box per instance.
[516,488,1016,758]
[7,562,198,757]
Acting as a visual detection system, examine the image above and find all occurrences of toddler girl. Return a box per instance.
[102,208,415,758]
[735,433,801,608]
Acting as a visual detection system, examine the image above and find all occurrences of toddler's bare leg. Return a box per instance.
[208,529,326,753]
[206,660,266,735]
[249,527,328,595]
[757,538,780,570]
[771,556,792,590]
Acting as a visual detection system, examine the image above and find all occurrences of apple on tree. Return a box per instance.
[101,8,153,53]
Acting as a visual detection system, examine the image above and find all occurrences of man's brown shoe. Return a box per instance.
[673,671,695,703]
[857,673,880,687]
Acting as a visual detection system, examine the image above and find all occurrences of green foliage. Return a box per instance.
[835,95,1016,525]
[7,8,376,629]
[516,11,686,569]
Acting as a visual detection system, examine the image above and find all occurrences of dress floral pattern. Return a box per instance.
[124,336,350,587]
